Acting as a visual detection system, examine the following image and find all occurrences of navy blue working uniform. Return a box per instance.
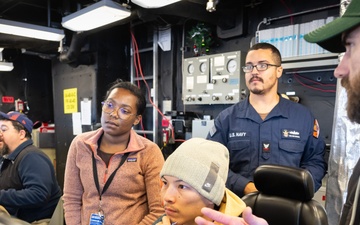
[0,139,62,223]
[207,95,327,197]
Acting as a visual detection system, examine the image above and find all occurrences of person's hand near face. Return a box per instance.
[195,207,269,225]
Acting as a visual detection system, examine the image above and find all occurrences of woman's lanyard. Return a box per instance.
[91,150,130,212]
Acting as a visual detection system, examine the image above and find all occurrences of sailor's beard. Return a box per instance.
[342,75,360,124]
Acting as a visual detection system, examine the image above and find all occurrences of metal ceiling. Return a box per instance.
[0,0,64,54]
[0,0,247,57]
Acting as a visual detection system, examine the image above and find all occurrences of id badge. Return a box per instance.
[89,212,104,225]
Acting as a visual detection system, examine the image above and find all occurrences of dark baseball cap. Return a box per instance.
[0,111,33,133]
[304,0,360,53]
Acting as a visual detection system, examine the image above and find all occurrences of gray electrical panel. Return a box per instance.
[183,51,247,105]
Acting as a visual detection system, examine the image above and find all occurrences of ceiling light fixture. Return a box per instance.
[206,0,217,12]
[0,48,14,72]
[0,19,65,42]
[62,0,131,32]
[131,0,181,8]
[0,61,14,72]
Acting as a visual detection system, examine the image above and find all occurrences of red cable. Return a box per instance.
[130,30,176,141]
[294,73,336,87]
[280,0,294,24]
[293,73,336,93]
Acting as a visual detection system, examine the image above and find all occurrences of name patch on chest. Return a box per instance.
[229,132,247,138]
[127,158,137,162]
[282,129,301,139]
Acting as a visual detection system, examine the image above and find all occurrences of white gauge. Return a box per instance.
[188,64,194,74]
[227,59,237,73]
[199,62,207,73]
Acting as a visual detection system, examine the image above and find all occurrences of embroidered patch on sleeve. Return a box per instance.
[313,119,320,139]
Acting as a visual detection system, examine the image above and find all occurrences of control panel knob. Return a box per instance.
[222,78,228,83]
[212,79,217,84]
[225,95,233,100]
[197,97,202,101]
[212,96,219,101]
[241,89,247,100]
[187,97,195,102]
[241,89,247,95]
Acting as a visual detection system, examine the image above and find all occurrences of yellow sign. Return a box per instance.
[64,88,78,114]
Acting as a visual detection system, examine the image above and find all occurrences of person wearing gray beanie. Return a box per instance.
[153,138,246,225]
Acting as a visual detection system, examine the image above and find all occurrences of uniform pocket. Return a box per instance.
[228,140,251,173]
[278,139,305,166]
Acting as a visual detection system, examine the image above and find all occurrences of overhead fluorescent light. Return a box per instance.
[62,0,131,32]
[0,19,65,42]
[0,61,14,72]
[132,0,181,8]
[0,48,13,72]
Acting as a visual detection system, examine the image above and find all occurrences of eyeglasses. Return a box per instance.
[242,63,280,73]
[101,100,136,120]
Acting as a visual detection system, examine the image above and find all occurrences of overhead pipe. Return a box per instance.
[59,31,90,64]
[47,0,51,27]
[59,1,136,66]
[58,1,94,66]
[257,3,340,31]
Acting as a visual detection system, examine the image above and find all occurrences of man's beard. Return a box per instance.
[342,75,360,124]
[249,76,277,95]
[0,143,9,156]
[249,76,264,95]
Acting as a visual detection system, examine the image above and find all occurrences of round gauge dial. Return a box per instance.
[199,62,207,73]
[227,59,237,73]
[188,64,194,74]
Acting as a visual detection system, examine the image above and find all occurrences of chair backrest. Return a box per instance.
[48,197,64,225]
[242,165,328,225]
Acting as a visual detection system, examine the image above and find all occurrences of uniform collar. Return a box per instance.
[270,95,291,119]
[238,94,289,122]
[86,128,146,154]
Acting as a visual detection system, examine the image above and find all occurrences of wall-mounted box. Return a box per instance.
[183,51,247,105]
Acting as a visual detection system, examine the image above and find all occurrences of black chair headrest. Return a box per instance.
[254,165,315,201]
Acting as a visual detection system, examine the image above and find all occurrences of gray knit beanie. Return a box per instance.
[160,138,229,206]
